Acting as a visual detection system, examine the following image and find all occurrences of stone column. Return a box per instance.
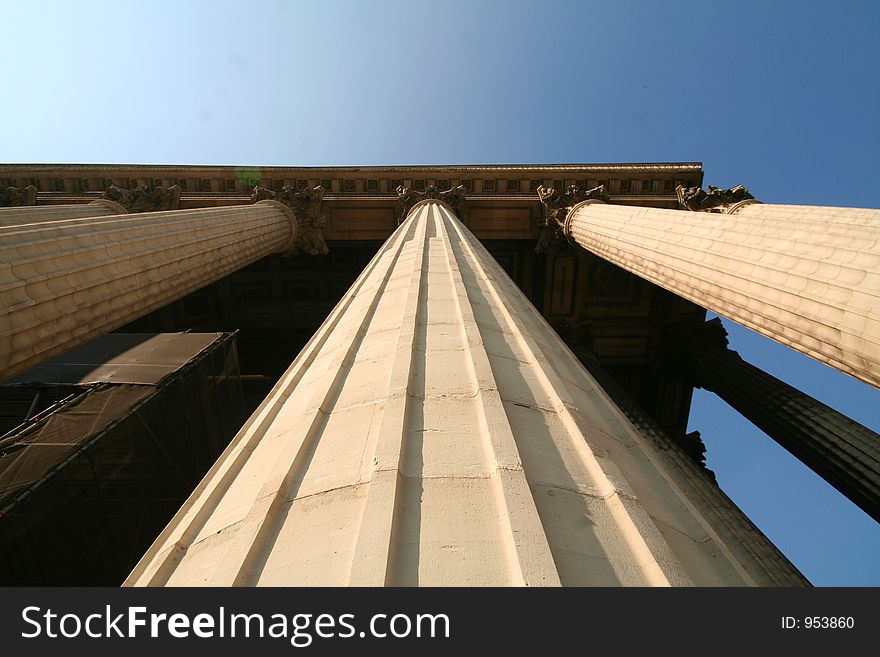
[0,200,297,380]
[576,349,808,585]
[125,198,804,587]
[0,183,181,226]
[669,319,880,522]
[0,199,127,226]
[539,184,880,389]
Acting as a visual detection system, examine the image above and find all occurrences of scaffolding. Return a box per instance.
[0,332,245,585]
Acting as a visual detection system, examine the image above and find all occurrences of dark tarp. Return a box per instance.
[0,332,244,585]
[0,385,154,504]
[5,333,224,386]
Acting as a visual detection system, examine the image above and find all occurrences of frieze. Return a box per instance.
[0,165,699,208]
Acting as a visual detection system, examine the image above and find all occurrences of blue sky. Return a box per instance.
[2,0,878,585]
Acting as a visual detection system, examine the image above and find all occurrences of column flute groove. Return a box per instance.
[438,204,561,586]
[347,212,429,585]
[222,219,421,587]
[449,212,688,586]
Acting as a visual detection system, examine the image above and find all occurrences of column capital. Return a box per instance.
[251,184,328,255]
[676,184,760,213]
[658,318,730,386]
[535,184,607,254]
[101,183,182,212]
[396,184,466,223]
[0,184,37,206]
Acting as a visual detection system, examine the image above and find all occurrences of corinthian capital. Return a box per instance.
[535,184,607,254]
[252,184,328,255]
[676,184,758,213]
[396,184,466,223]
[101,183,182,212]
[656,318,731,385]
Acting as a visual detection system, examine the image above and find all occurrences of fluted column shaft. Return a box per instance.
[696,347,880,522]
[0,200,128,226]
[578,350,808,585]
[565,201,880,388]
[125,200,803,587]
[0,201,296,379]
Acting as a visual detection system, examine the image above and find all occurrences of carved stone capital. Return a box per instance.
[535,184,607,254]
[249,185,277,203]
[656,317,730,384]
[680,431,708,469]
[251,185,328,255]
[101,183,181,212]
[549,320,594,360]
[396,184,466,224]
[534,224,577,255]
[676,184,759,213]
[0,184,37,207]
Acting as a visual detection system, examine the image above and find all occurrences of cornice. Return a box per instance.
[0,162,704,175]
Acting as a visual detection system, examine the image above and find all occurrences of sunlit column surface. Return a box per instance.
[126,200,804,587]
[559,193,880,389]
[0,182,182,226]
[0,199,128,226]
[576,349,809,585]
[0,201,296,380]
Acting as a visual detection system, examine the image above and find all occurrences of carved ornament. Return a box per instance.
[251,184,328,255]
[396,184,466,224]
[535,184,607,254]
[101,183,182,212]
[676,184,758,213]
[0,184,37,207]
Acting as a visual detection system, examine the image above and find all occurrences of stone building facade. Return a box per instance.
[1,162,876,586]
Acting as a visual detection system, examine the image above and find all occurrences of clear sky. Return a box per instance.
[2,0,878,585]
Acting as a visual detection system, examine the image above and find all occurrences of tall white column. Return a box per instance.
[125,200,805,587]
[547,186,880,388]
